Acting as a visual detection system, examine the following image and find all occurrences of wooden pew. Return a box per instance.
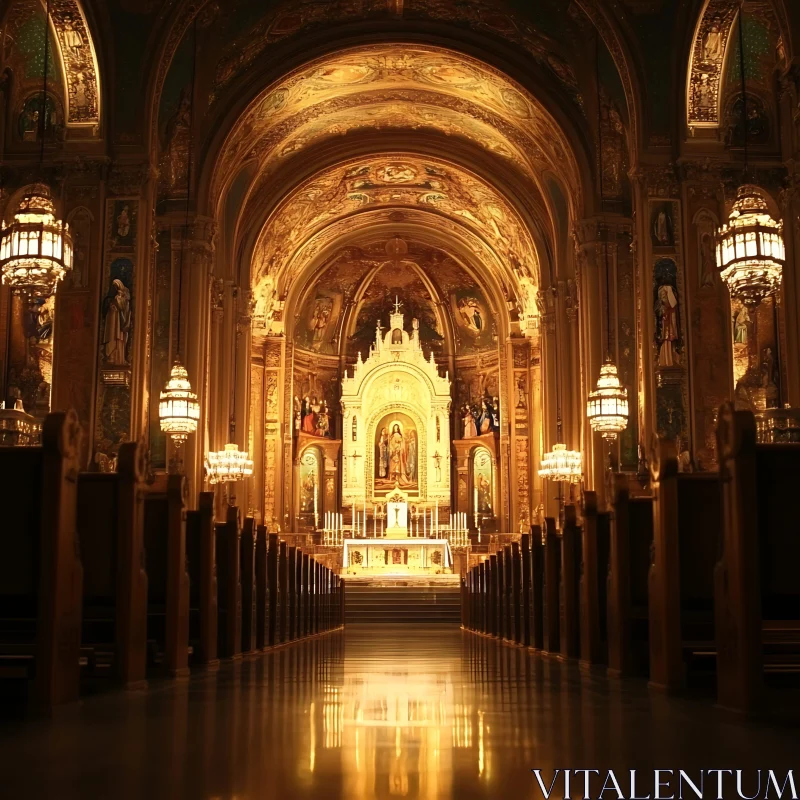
[520,534,532,647]
[240,517,256,655]
[255,524,268,650]
[530,525,545,650]
[216,506,242,659]
[715,403,800,715]
[580,492,610,668]
[143,474,190,677]
[480,561,490,635]
[648,438,720,693]
[543,518,561,655]
[186,492,218,668]
[288,547,298,641]
[502,545,513,641]
[607,475,652,678]
[268,534,279,646]
[561,507,581,660]
[77,440,147,689]
[511,542,522,644]
[489,553,499,638]
[278,541,288,643]
[0,411,83,711]
[301,552,310,638]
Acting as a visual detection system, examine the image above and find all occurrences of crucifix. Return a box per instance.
[351,452,362,473]
[393,295,403,313]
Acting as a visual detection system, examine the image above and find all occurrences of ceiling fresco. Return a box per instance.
[208,44,582,213]
[250,154,539,318]
[293,238,499,359]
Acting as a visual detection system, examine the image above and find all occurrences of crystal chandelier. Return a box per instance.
[587,358,629,441]
[539,443,582,483]
[159,361,200,442]
[206,443,254,484]
[716,184,784,307]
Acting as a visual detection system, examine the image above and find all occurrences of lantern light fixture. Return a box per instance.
[159,361,200,441]
[716,184,784,307]
[0,186,73,298]
[206,443,254,485]
[587,358,629,441]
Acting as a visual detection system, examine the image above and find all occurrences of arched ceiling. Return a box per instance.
[250,154,541,338]
[1,0,102,134]
[208,43,583,216]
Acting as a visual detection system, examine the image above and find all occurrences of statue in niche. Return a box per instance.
[491,397,500,429]
[476,400,493,435]
[301,396,320,434]
[388,424,409,484]
[655,285,680,367]
[406,429,418,481]
[378,427,389,477]
[516,375,527,409]
[699,232,716,288]
[314,403,330,438]
[733,307,750,344]
[652,206,674,247]
[462,405,478,439]
[160,88,191,192]
[103,279,131,366]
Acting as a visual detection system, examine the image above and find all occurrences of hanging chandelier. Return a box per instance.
[588,360,629,442]
[206,443,254,484]
[716,184,784,307]
[715,9,784,308]
[586,33,628,447]
[159,361,200,442]
[0,186,73,298]
[539,443,582,483]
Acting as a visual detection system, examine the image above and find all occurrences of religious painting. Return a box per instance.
[296,291,342,355]
[18,93,59,141]
[374,412,418,494]
[299,448,321,521]
[450,288,493,354]
[101,259,134,368]
[94,384,132,457]
[109,200,137,251]
[473,447,493,515]
[651,202,675,249]
[653,258,683,369]
[295,395,332,438]
[725,93,770,147]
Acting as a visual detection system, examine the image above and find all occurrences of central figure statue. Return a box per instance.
[389,423,410,485]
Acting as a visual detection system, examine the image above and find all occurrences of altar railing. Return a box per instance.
[755,406,800,444]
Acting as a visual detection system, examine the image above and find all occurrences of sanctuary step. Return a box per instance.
[344,581,462,624]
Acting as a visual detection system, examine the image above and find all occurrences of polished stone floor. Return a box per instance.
[1,626,798,799]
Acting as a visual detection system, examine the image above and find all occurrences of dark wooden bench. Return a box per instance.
[216,506,242,659]
[186,491,217,668]
[240,517,256,655]
[580,492,610,668]
[255,524,268,650]
[77,440,147,690]
[649,438,720,692]
[0,411,83,711]
[561,507,581,660]
[607,475,652,678]
[543,517,561,655]
[530,525,545,650]
[143,474,190,677]
[715,403,800,715]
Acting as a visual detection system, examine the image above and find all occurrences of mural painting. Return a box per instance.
[450,287,494,354]
[18,94,60,141]
[473,447,493,515]
[299,448,321,520]
[651,202,675,249]
[374,412,418,494]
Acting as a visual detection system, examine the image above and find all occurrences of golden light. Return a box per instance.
[587,358,629,441]
[205,443,254,484]
[538,443,582,483]
[159,361,200,441]
[0,186,73,298]
[716,184,784,308]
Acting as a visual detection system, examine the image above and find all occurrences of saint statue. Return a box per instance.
[655,285,680,367]
[378,427,389,478]
[463,405,478,439]
[103,279,131,366]
[315,404,330,438]
[734,306,749,344]
[302,396,317,434]
[388,423,409,484]
[406,429,417,480]
[477,400,492,435]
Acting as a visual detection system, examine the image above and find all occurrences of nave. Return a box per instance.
[1,626,798,800]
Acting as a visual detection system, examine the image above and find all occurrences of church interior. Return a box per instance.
[1,0,800,795]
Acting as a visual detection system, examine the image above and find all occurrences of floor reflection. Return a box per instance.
[1,626,799,799]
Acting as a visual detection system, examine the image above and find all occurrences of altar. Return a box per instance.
[343,537,453,576]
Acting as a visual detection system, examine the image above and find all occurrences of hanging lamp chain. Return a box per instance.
[738,5,749,178]
[40,0,52,165]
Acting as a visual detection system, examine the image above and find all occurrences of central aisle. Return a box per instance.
[1,627,798,798]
